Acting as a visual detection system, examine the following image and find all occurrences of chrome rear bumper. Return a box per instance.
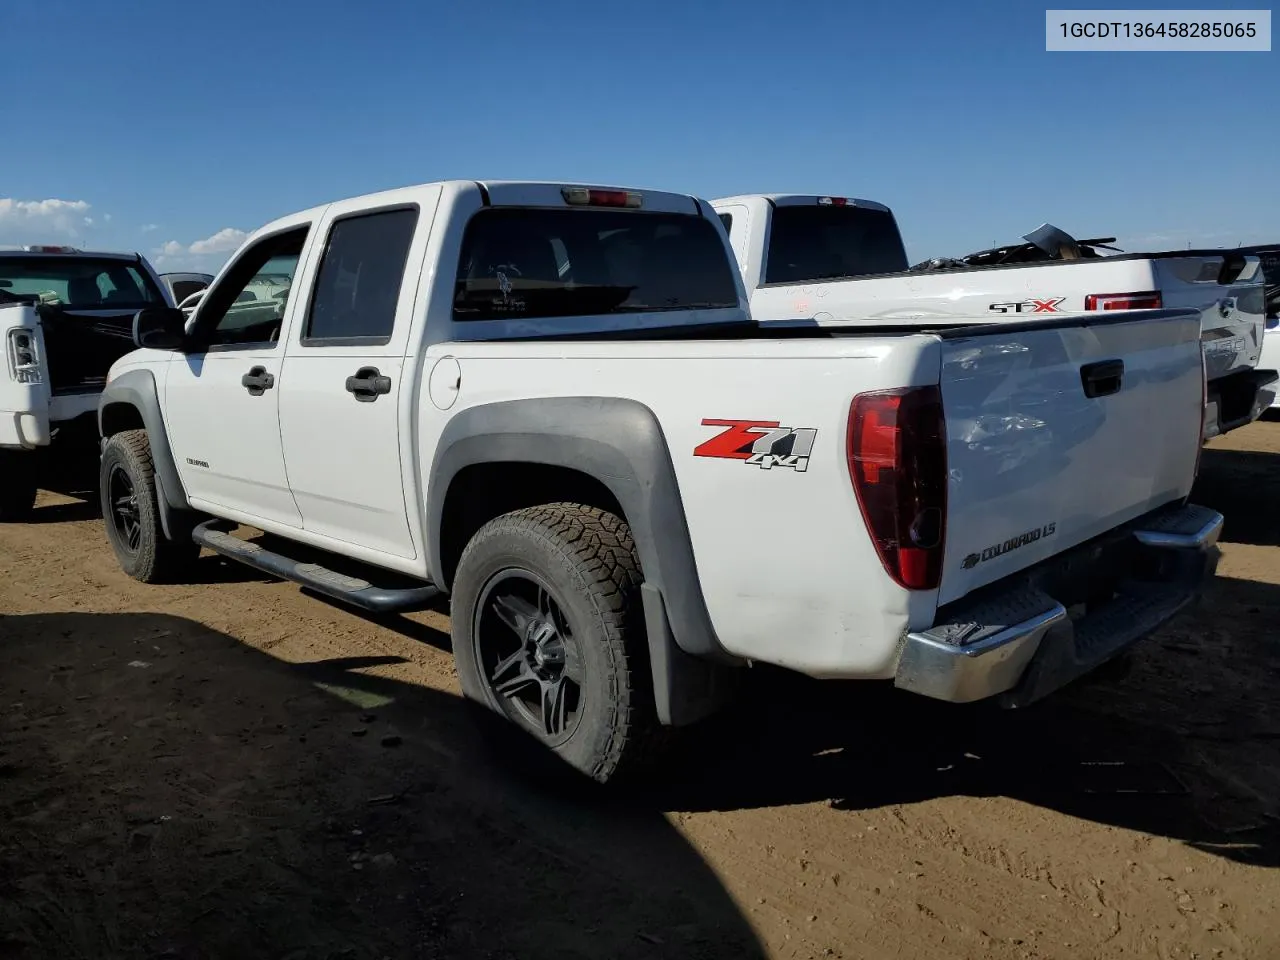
[895,502,1222,707]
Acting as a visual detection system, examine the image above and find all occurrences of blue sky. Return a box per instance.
[1,0,1275,271]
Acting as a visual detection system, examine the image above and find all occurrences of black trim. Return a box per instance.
[760,306,1205,341]
[475,181,491,206]
[97,368,188,538]
[207,341,277,353]
[427,396,735,663]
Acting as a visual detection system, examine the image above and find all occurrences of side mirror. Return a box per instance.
[133,306,187,350]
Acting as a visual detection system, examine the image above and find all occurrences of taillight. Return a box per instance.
[1085,291,1162,311]
[847,386,947,591]
[6,328,43,384]
[561,187,642,208]
[817,196,850,206]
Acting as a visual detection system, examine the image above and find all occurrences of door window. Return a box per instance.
[302,206,419,346]
[193,227,308,350]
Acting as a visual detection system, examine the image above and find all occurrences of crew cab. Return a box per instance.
[0,245,171,519]
[710,194,1276,440]
[97,180,1223,783]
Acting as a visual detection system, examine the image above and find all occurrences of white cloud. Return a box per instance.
[0,197,93,242]
[141,223,158,233]
[151,227,248,271]
[83,216,94,226]
[188,227,248,255]
[104,213,113,222]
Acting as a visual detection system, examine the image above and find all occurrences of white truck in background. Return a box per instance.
[711,194,1276,440]
[96,179,1222,784]
[0,245,172,519]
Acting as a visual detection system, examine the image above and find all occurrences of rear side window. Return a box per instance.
[304,206,419,344]
[453,209,739,322]
[718,212,733,233]
[764,205,908,285]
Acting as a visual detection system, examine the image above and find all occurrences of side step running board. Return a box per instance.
[192,520,440,614]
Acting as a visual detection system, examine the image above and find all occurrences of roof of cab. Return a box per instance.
[710,193,891,213]
[250,179,707,238]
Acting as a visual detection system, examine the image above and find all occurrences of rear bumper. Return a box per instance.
[895,501,1222,706]
[1203,368,1278,438]
[0,409,51,449]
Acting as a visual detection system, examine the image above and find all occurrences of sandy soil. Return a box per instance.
[2,420,1279,960]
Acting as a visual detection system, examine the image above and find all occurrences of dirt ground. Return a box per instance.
[2,421,1279,960]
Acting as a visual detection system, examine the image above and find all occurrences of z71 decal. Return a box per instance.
[694,419,818,472]
[988,297,1066,314]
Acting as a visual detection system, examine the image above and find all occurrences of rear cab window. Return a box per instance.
[763,204,909,285]
[453,208,740,322]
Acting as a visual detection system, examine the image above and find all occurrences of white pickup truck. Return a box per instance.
[0,245,172,519]
[96,179,1222,784]
[711,194,1276,440]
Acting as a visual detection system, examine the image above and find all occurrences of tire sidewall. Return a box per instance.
[99,435,160,579]
[453,523,634,780]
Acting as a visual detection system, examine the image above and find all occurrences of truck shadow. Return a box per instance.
[642,570,1280,868]
[1192,445,1280,547]
[0,611,765,960]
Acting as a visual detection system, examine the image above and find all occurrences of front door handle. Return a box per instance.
[1080,358,1124,398]
[241,365,275,396]
[345,365,392,402]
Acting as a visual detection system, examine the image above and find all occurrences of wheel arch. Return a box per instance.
[427,397,742,726]
[97,368,189,539]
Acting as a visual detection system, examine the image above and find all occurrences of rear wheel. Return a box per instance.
[0,452,38,522]
[99,430,199,583]
[451,503,667,785]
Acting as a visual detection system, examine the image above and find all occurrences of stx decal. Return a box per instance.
[961,522,1057,569]
[694,419,818,472]
[988,297,1066,314]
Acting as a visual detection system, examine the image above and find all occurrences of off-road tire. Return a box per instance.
[451,503,668,786]
[0,452,38,522]
[100,429,199,583]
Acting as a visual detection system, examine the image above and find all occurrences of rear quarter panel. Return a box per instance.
[419,337,939,678]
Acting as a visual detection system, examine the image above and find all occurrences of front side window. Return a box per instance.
[195,228,308,349]
[453,208,740,322]
[303,207,419,344]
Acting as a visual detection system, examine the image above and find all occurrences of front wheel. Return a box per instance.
[451,503,666,785]
[99,430,199,583]
[0,451,38,521]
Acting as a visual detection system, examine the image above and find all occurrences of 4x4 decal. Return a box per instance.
[694,419,817,472]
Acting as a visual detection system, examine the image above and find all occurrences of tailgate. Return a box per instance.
[1154,253,1265,381]
[937,308,1203,605]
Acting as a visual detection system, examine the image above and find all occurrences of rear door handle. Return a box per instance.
[241,365,275,396]
[345,365,392,402]
[1080,359,1124,398]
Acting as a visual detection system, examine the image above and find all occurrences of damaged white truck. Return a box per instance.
[96,180,1222,783]
[1,245,171,519]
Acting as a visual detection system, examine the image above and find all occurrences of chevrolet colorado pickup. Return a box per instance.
[710,194,1276,440]
[0,245,171,519]
[97,179,1222,783]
